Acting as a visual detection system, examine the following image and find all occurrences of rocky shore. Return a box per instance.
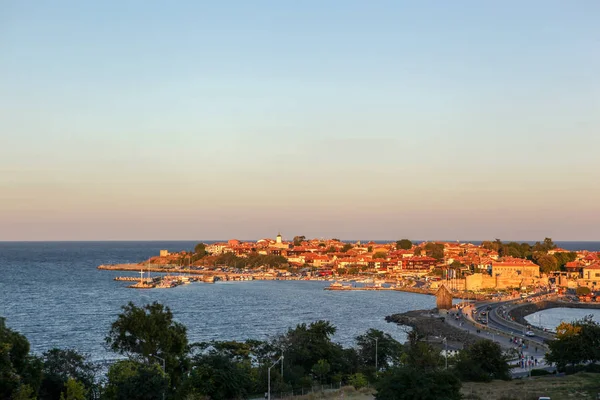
[386,309,479,349]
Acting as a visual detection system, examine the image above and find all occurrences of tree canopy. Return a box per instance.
[0,318,43,400]
[105,302,189,390]
[454,340,510,382]
[395,239,412,250]
[546,316,600,370]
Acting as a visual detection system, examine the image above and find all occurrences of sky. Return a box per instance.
[1,1,599,241]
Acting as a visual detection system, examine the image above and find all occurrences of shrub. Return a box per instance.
[348,373,368,389]
[530,369,552,376]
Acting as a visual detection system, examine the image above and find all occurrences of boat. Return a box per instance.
[325,282,353,291]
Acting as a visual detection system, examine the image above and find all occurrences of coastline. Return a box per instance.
[97,264,482,299]
[385,309,479,349]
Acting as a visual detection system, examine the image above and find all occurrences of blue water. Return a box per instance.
[0,241,433,361]
[524,308,600,331]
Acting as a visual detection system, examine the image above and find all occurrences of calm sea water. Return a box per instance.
[524,308,600,331]
[0,241,430,361]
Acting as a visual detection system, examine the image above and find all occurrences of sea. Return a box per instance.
[1,241,599,362]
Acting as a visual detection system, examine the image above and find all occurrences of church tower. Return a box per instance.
[276,233,282,244]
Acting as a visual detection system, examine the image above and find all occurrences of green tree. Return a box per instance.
[182,352,252,400]
[293,236,306,246]
[105,302,189,391]
[534,253,559,273]
[39,348,98,400]
[194,243,207,257]
[341,243,353,252]
[375,367,462,400]
[576,286,591,296]
[554,252,577,269]
[0,318,43,399]
[311,359,330,383]
[104,360,169,400]
[272,321,350,387]
[423,243,444,261]
[59,378,86,400]
[347,373,368,389]
[454,340,510,382]
[546,316,600,370]
[367,246,373,253]
[396,239,412,250]
[355,329,402,377]
[373,252,387,259]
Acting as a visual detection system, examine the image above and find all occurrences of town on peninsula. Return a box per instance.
[99,234,600,299]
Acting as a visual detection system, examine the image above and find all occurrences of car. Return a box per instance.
[525,331,535,337]
[537,397,551,400]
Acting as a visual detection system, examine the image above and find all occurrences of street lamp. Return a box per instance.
[152,355,166,400]
[442,337,448,370]
[268,354,284,400]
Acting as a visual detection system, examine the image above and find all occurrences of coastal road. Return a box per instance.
[446,295,558,377]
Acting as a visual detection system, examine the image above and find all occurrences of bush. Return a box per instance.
[348,373,368,389]
[530,369,552,376]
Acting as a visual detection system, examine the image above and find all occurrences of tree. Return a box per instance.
[355,329,403,377]
[375,367,462,400]
[373,252,387,259]
[396,239,412,250]
[546,316,600,370]
[423,243,444,261]
[554,252,577,269]
[272,321,349,387]
[104,360,168,400]
[348,373,368,389]
[0,318,43,400]
[576,286,591,296]
[454,340,510,382]
[194,243,207,257]
[293,236,306,246]
[534,254,559,273]
[311,359,330,383]
[59,378,86,400]
[39,348,98,400]
[182,352,253,400]
[341,243,353,252]
[105,302,189,390]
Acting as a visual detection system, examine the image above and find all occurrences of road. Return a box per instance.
[444,293,557,377]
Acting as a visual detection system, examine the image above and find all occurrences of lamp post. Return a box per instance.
[152,355,166,400]
[268,355,284,400]
[442,337,448,370]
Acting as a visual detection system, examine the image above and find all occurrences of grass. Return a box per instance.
[461,372,600,400]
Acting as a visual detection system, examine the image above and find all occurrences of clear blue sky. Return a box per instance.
[1,1,599,241]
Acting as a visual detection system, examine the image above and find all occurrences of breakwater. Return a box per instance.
[508,300,600,326]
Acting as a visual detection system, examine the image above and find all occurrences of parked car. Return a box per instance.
[525,331,535,337]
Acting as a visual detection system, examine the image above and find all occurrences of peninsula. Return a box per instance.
[99,235,600,300]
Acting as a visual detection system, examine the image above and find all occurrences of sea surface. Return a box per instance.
[2,241,599,362]
[1,241,428,361]
[524,308,600,331]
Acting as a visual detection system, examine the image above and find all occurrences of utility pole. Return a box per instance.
[443,337,448,370]
[268,354,284,400]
